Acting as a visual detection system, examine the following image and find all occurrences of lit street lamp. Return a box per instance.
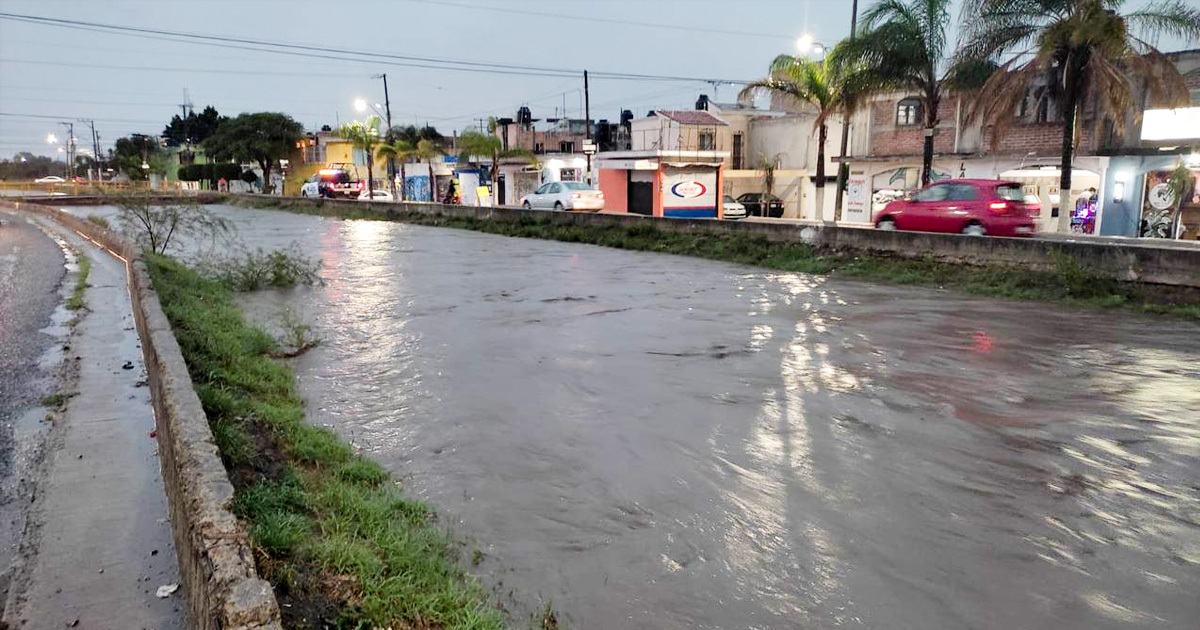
[47,133,59,144]
[795,33,828,56]
[354,98,384,116]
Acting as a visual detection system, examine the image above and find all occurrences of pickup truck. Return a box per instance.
[300,166,365,199]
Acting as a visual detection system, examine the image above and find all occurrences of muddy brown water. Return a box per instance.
[75,204,1200,629]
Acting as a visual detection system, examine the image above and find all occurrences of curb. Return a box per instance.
[0,200,282,630]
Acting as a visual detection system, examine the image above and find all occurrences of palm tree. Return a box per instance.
[416,138,442,202]
[959,0,1200,232]
[376,139,417,201]
[456,131,502,180]
[336,115,381,198]
[739,56,848,219]
[828,0,995,187]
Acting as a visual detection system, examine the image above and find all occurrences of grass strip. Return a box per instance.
[145,254,506,630]
[66,253,91,311]
[235,197,1200,321]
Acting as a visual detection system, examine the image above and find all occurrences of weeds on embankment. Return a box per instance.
[66,253,91,311]
[146,254,506,630]
[233,197,1200,321]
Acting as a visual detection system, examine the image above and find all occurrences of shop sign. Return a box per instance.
[846,173,870,217]
[1147,183,1175,210]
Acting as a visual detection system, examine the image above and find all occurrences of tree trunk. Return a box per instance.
[366,152,375,199]
[260,159,272,195]
[428,160,436,202]
[815,123,828,221]
[921,92,939,186]
[1057,99,1077,233]
[834,111,850,221]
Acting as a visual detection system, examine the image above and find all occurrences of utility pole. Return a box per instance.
[59,121,75,179]
[584,70,592,184]
[78,119,98,181]
[833,0,859,221]
[374,73,396,199]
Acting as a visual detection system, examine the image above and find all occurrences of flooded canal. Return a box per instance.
[80,204,1200,628]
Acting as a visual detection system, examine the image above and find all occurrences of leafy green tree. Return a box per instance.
[959,0,1200,231]
[203,112,304,194]
[0,153,61,180]
[336,116,381,198]
[162,106,226,147]
[376,139,417,200]
[114,134,165,181]
[740,56,859,218]
[828,0,995,186]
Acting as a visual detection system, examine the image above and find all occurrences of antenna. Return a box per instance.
[180,88,194,117]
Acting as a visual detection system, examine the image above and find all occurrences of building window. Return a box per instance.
[699,131,715,150]
[896,98,922,126]
[560,141,575,153]
[732,133,744,169]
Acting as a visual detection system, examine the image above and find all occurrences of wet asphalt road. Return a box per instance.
[73,204,1200,629]
[0,209,63,454]
[0,210,64,577]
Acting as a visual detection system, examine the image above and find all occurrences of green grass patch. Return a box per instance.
[146,254,505,630]
[232,196,1200,321]
[85,213,110,229]
[40,392,74,408]
[66,253,91,311]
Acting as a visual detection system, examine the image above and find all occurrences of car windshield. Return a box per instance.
[996,185,1024,201]
[562,182,592,191]
[723,196,736,203]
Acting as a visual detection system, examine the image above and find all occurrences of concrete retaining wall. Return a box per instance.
[1,200,282,630]
[241,195,1200,289]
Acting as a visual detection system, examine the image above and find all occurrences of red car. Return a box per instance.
[873,179,1037,237]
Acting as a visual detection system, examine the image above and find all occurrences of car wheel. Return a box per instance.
[962,222,986,236]
[876,217,897,231]
[523,201,532,210]
[554,202,564,211]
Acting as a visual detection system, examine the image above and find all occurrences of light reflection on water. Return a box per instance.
[77,205,1200,629]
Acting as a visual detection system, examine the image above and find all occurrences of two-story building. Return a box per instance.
[835,49,1200,236]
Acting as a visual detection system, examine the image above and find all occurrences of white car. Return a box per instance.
[357,190,393,201]
[722,195,747,220]
[35,176,66,183]
[520,181,604,211]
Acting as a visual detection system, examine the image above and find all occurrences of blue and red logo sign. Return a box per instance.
[670,181,707,199]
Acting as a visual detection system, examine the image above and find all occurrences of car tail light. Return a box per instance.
[988,201,1008,212]
[597,192,604,199]
[571,193,582,199]
[357,181,365,190]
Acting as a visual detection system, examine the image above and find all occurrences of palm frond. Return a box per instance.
[1126,1,1200,41]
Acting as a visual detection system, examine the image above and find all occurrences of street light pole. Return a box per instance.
[833,0,859,221]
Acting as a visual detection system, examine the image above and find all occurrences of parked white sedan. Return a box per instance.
[520,181,604,211]
[357,190,394,201]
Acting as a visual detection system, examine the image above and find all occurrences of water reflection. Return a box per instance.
[126,205,1200,630]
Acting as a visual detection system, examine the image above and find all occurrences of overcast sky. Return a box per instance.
[0,0,1194,158]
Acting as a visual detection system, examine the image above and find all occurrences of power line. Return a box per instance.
[407,0,794,40]
[0,12,751,84]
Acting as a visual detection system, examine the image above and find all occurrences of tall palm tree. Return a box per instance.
[828,0,995,187]
[416,138,442,202]
[376,139,417,201]
[959,0,1200,232]
[740,56,848,219]
[336,116,381,199]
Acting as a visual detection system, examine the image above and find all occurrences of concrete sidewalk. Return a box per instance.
[3,222,185,629]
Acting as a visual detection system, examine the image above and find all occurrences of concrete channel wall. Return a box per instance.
[1,200,282,630]
[244,195,1200,289]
